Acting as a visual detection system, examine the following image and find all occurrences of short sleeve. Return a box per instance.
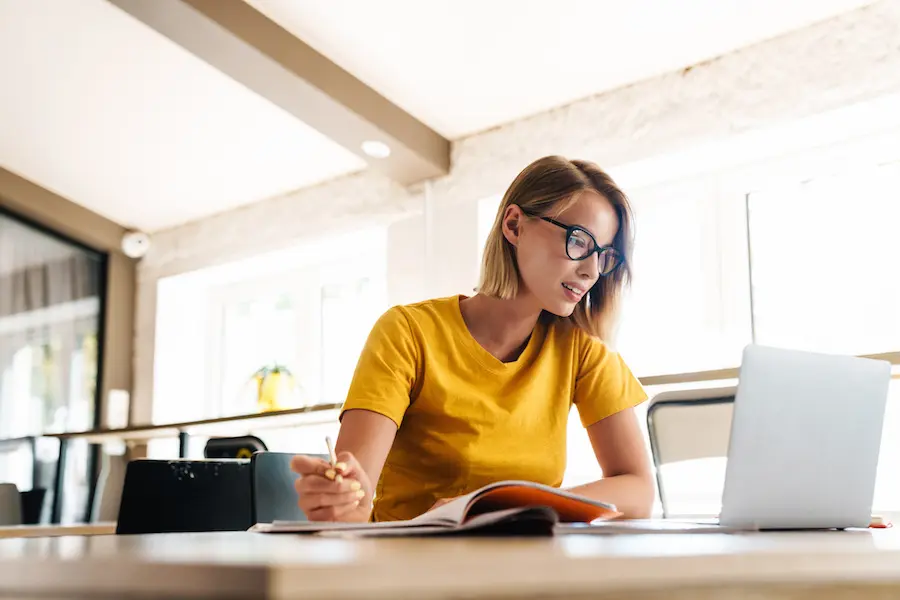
[573,331,648,427]
[340,306,419,428]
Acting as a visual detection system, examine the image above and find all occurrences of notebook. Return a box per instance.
[250,480,621,537]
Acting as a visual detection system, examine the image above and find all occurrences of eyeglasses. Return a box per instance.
[526,213,623,276]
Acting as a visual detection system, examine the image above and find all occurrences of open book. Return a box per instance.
[250,480,621,537]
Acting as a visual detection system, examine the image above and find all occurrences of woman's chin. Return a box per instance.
[542,297,578,318]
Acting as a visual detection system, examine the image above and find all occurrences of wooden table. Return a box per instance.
[0,528,898,599]
[0,522,116,539]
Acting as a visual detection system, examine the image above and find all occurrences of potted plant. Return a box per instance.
[251,364,301,413]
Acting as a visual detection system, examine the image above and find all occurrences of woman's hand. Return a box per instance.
[291,451,373,522]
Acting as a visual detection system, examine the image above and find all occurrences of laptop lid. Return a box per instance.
[719,344,890,529]
[250,451,328,524]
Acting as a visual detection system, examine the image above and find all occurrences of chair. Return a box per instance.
[646,386,735,518]
[204,435,268,459]
[115,459,253,535]
[0,483,22,526]
[250,452,329,524]
[19,488,46,525]
[90,452,128,523]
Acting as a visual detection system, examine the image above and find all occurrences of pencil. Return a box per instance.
[325,436,337,467]
[325,436,342,483]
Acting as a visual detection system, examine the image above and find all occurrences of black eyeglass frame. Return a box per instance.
[523,212,624,276]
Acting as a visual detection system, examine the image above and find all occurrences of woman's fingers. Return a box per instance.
[333,451,362,478]
[299,485,366,522]
[290,454,331,476]
[305,499,363,522]
[291,451,362,483]
[303,489,366,510]
[297,474,363,494]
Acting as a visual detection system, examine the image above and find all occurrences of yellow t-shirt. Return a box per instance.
[340,295,647,522]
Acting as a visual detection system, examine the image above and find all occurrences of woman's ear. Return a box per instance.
[501,205,524,247]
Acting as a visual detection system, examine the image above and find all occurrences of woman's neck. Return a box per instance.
[458,293,542,362]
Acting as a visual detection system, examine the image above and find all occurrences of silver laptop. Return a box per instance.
[719,344,891,530]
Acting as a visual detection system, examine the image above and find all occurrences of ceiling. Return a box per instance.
[246,0,877,138]
[0,0,877,233]
[0,0,365,232]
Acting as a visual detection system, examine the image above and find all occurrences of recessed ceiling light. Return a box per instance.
[361,140,391,159]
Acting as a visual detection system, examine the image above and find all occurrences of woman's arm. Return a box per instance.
[291,408,397,523]
[566,407,655,518]
[335,408,398,510]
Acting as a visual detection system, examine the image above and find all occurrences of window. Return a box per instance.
[207,263,387,418]
[213,287,308,416]
[0,211,104,523]
[748,162,900,355]
[320,278,384,406]
[615,178,751,376]
[152,227,388,434]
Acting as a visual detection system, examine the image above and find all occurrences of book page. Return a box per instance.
[255,517,453,534]
[407,489,482,526]
[252,493,481,533]
[320,507,558,538]
[411,480,618,525]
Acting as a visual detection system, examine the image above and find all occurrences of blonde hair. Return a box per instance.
[478,155,635,341]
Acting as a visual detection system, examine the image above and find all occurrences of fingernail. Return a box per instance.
[353,500,360,508]
[350,481,361,492]
[324,469,336,481]
[356,489,365,499]
[335,462,348,473]
[334,474,344,484]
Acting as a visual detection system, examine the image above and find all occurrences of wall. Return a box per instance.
[132,0,900,424]
[0,167,135,426]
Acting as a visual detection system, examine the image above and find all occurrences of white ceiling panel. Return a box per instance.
[246,0,877,138]
[0,0,366,233]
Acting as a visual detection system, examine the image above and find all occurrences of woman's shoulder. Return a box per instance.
[375,295,461,335]
[375,296,462,338]
[545,317,612,359]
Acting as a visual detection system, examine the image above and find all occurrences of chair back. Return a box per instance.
[646,386,735,517]
[90,452,128,523]
[0,483,22,526]
[115,459,252,534]
[19,488,46,525]
[250,451,329,524]
[204,435,268,459]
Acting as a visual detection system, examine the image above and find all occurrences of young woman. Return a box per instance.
[291,155,654,522]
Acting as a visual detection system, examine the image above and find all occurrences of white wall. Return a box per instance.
[386,214,426,307]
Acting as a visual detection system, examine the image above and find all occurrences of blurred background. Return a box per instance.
[0,0,898,525]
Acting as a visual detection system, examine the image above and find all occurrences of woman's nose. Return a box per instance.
[576,250,599,279]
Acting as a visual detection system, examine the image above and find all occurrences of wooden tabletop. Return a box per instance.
[0,522,116,539]
[0,528,898,599]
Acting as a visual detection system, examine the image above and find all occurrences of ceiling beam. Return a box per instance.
[107,0,449,186]
[0,166,127,253]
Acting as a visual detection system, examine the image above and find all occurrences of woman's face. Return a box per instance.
[504,190,619,317]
